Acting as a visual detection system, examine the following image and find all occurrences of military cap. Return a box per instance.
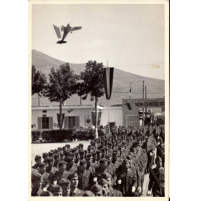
[91,184,103,193]
[82,190,95,197]
[64,150,70,156]
[68,172,78,180]
[46,157,53,162]
[48,152,53,157]
[58,147,62,150]
[92,151,96,156]
[65,144,70,148]
[43,153,48,157]
[112,151,117,156]
[65,157,72,163]
[79,150,84,154]
[35,155,41,161]
[100,158,107,163]
[50,184,62,193]
[80,159,87,165]
[40,191,53,196]
[86,153,92,158]
[58,161,67,167]
[155,156,162,163]
[98,178,109,186]
[79,143,83,147]
[58,178,71,187]
[53,154,59,159]
[38,162,46,168]
[105,154,112,160]
[69,152,75,157]
[101,172,112,179]
[90,140,95,145]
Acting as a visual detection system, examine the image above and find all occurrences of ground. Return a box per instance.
[31,140,151,197]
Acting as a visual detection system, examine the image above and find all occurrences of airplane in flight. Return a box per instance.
[53,24,82,44]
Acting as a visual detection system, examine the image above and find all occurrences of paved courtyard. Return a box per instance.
[31,140,151,197]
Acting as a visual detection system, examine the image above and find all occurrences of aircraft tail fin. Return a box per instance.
[61,26,65,31]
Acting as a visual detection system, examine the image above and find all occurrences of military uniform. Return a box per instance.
[77,160,94,190]
[148,167,165,197]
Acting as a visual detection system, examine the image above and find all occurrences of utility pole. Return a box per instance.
[145,85,147,122]
[142,81,144,127]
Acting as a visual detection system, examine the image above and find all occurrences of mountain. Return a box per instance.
[32,49,165,107]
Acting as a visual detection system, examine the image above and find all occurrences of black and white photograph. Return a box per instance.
[29,0,169,199]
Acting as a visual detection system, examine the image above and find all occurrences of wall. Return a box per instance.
[31,106,102,131]
[100,107,123,127]
[122,98,165,127]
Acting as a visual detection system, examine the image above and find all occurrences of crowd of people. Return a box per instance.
[31,124,165,197]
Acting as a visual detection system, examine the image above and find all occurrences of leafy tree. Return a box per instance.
[32,65,47,96]
[44,63,79,130]
[79,61,104,138]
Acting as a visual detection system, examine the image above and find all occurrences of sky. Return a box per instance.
[32,4,165,79]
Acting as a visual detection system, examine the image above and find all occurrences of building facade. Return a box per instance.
[31,105,123,131]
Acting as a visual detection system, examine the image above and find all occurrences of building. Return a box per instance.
[122,98,165,127]
[31,98,164,131]
[31,105,123,131]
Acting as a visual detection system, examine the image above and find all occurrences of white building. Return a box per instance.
[31,105,123,131]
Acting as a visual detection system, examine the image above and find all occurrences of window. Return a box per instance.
[126,115,139,127]
[109,122,115,128]
[42,110,47,113]
[68,116,76,128]
[42,117,49,129]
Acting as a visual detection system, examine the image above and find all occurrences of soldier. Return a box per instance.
[56,161,70,182]
[65,157,77,173]
[147,156,165,197]
[38,162,50,189]
[31,168,42,196]
[82,191,95,196]
[77,159,94,190]
[98,178,115,196]
[60,153,64,162]
[48,151,53,158]
[79,143,84,151]
[53,154,60,168]
[157,141,165,167]
[68,172,83,196]
[32,155,41,170]
[50,184,63,196]
[92,151,98,169]
[90,184,104,197]
[43,153,49,163]
[58,178,71,196]
[116,159,137,196]
[79,150,85,160]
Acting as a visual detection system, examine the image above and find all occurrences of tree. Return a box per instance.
[79,61,104,138]
[32,65,47,96]
[44,63,79,130]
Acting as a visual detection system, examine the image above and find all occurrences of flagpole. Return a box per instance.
[108,98,110,134]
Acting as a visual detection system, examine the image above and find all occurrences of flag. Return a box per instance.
[103,68,114,100]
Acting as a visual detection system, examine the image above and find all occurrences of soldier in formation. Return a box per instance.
[31,124,165,197]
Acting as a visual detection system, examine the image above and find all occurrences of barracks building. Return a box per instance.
[31,98,164,131]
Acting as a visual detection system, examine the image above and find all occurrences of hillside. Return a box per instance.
[32,49,165,107]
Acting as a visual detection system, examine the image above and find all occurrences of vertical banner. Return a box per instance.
[92,111,102,126]
[57,113,65,129]
[103,68,114,100]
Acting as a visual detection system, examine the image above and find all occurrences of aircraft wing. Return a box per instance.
[53,25,61,38]
[70,26,82,31]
